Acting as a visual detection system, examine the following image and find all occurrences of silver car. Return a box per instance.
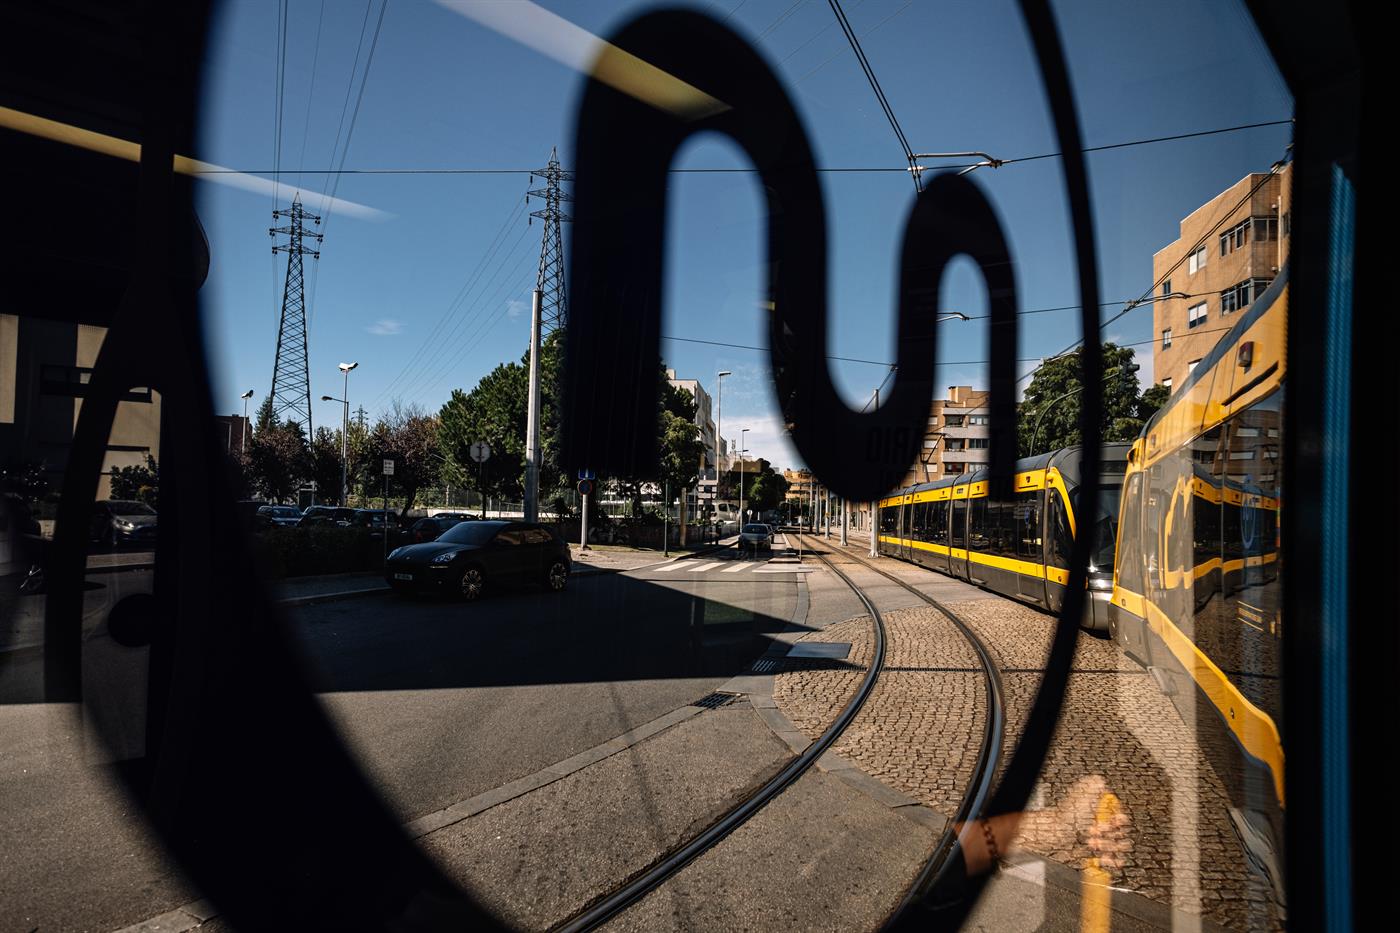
[738,523,773,555]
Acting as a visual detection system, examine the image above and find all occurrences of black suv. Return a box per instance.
[384,520,571,600]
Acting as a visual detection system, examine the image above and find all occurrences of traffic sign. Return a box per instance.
[469,441,491,463]
[577,479,594,496]
[577,468,596,480]
[382,459,395,476]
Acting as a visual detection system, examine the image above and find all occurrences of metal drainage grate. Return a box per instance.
[750,658,781,674]
[692,691,741,710]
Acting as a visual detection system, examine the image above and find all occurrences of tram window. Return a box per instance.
[950,498,967,548]
[880,505,899,535]
[1048,489,1072,569]
[1015,491,1043,561]
[930,500,949,544]
[968,497,990,552]
[1117,474,1145,593]
[910,501,928,541]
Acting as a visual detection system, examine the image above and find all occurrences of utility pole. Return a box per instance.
[840,497,848,546]
[355,405,367,433]
[528,147,573,335]
[870,386,880,558]
[268,195,322,436]
[524,289,543,522]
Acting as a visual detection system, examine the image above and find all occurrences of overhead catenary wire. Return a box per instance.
[825,0,920,190]
[661,320,1244,372]
[1018,149,1291,384]
[198,118,1292,178]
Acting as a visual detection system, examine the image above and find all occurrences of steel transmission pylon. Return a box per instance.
[267,195,322,435]
[527,148,573,334]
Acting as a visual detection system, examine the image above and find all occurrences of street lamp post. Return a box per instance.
[239,389,254,453]
[738,427,749,528]
[333,363,358,506]
[715,370,730,535]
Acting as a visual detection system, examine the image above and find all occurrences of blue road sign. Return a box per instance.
[577,468,597,480]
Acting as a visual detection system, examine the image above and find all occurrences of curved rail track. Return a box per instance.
[556,530,1006,930]
[555,543,885,932]
[803,537,1007,920]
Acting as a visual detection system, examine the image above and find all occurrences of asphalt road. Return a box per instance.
[0,549,806,931]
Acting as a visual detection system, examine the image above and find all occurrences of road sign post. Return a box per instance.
[382,459,394,564]
[578,479,592,551]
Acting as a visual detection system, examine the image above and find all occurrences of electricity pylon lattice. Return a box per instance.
[527,147,573,334]
[268,195,322,435]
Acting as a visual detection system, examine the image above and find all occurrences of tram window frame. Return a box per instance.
[968,496,990,552]
[950,498,967,549]
[1015,490,1043,561]
[1047,488,1073,569]
[930,500,949,544]
[1116,473,1145,594]
[880,505,899,535]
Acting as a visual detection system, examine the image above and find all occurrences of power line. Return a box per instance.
[825,0,919,190]
[371,197,526,405]
[295,0,327,191]
[795,0,911,88]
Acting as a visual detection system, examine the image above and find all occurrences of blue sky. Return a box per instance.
[197,0,1291,469]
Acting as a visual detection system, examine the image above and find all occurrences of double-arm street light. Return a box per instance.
[319,362,358,506]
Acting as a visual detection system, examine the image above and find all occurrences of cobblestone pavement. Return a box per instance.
[774,547,1282,932]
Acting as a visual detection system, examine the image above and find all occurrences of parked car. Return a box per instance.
[299,505,356,527]
[385,520,570,600]
[92,499,157,548]
[738,523,773,556]
[407,514,471,543]
[256,504,303,528]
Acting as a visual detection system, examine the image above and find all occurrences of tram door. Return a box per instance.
[1016,488,1047,604]
[897,495,915,562]
[949,489,970,581]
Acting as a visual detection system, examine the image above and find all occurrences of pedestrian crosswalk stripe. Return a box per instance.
[721,562,752,573]
[648,562,686,572]
[754,566,818,573]
[686,561,723,572]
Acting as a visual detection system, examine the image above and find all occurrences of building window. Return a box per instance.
[1187,245,1207,274]
[944,414,965,427]
[1162,377,1172,391]
[1161,279,1172,297]
[1162,328,1172,349]
[968,414,989,425]
[1219,217,1263,257]
[1187,301,1208,328]
[1253,215,1279,241]
[1221,277,1274,314]
[967,438,989,449]
[1188,358,1202,374]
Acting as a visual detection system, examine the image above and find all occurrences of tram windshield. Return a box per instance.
[1085,485,1121,575]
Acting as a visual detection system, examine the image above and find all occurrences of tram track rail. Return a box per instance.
[796,534,1006,923]
[553,542,887,932]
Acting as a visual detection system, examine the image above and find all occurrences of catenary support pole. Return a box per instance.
[524,289,543,523]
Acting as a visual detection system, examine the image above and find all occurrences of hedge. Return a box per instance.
[252,525,404,579]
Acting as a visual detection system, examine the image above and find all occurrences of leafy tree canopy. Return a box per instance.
[1018,343,1162,455]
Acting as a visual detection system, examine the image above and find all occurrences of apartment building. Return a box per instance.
[900,385,992,487]
[1153,164,1291,394]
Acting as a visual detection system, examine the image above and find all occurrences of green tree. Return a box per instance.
[248,419,310,503]
[1137,383,1170,423]
[658,409,705,543]
[439,361,528,509]
[1018,343,1146,456]
[110,455,159,506]
[744,459,790,514]
[310,427,344,505]
[369,402,440,517]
